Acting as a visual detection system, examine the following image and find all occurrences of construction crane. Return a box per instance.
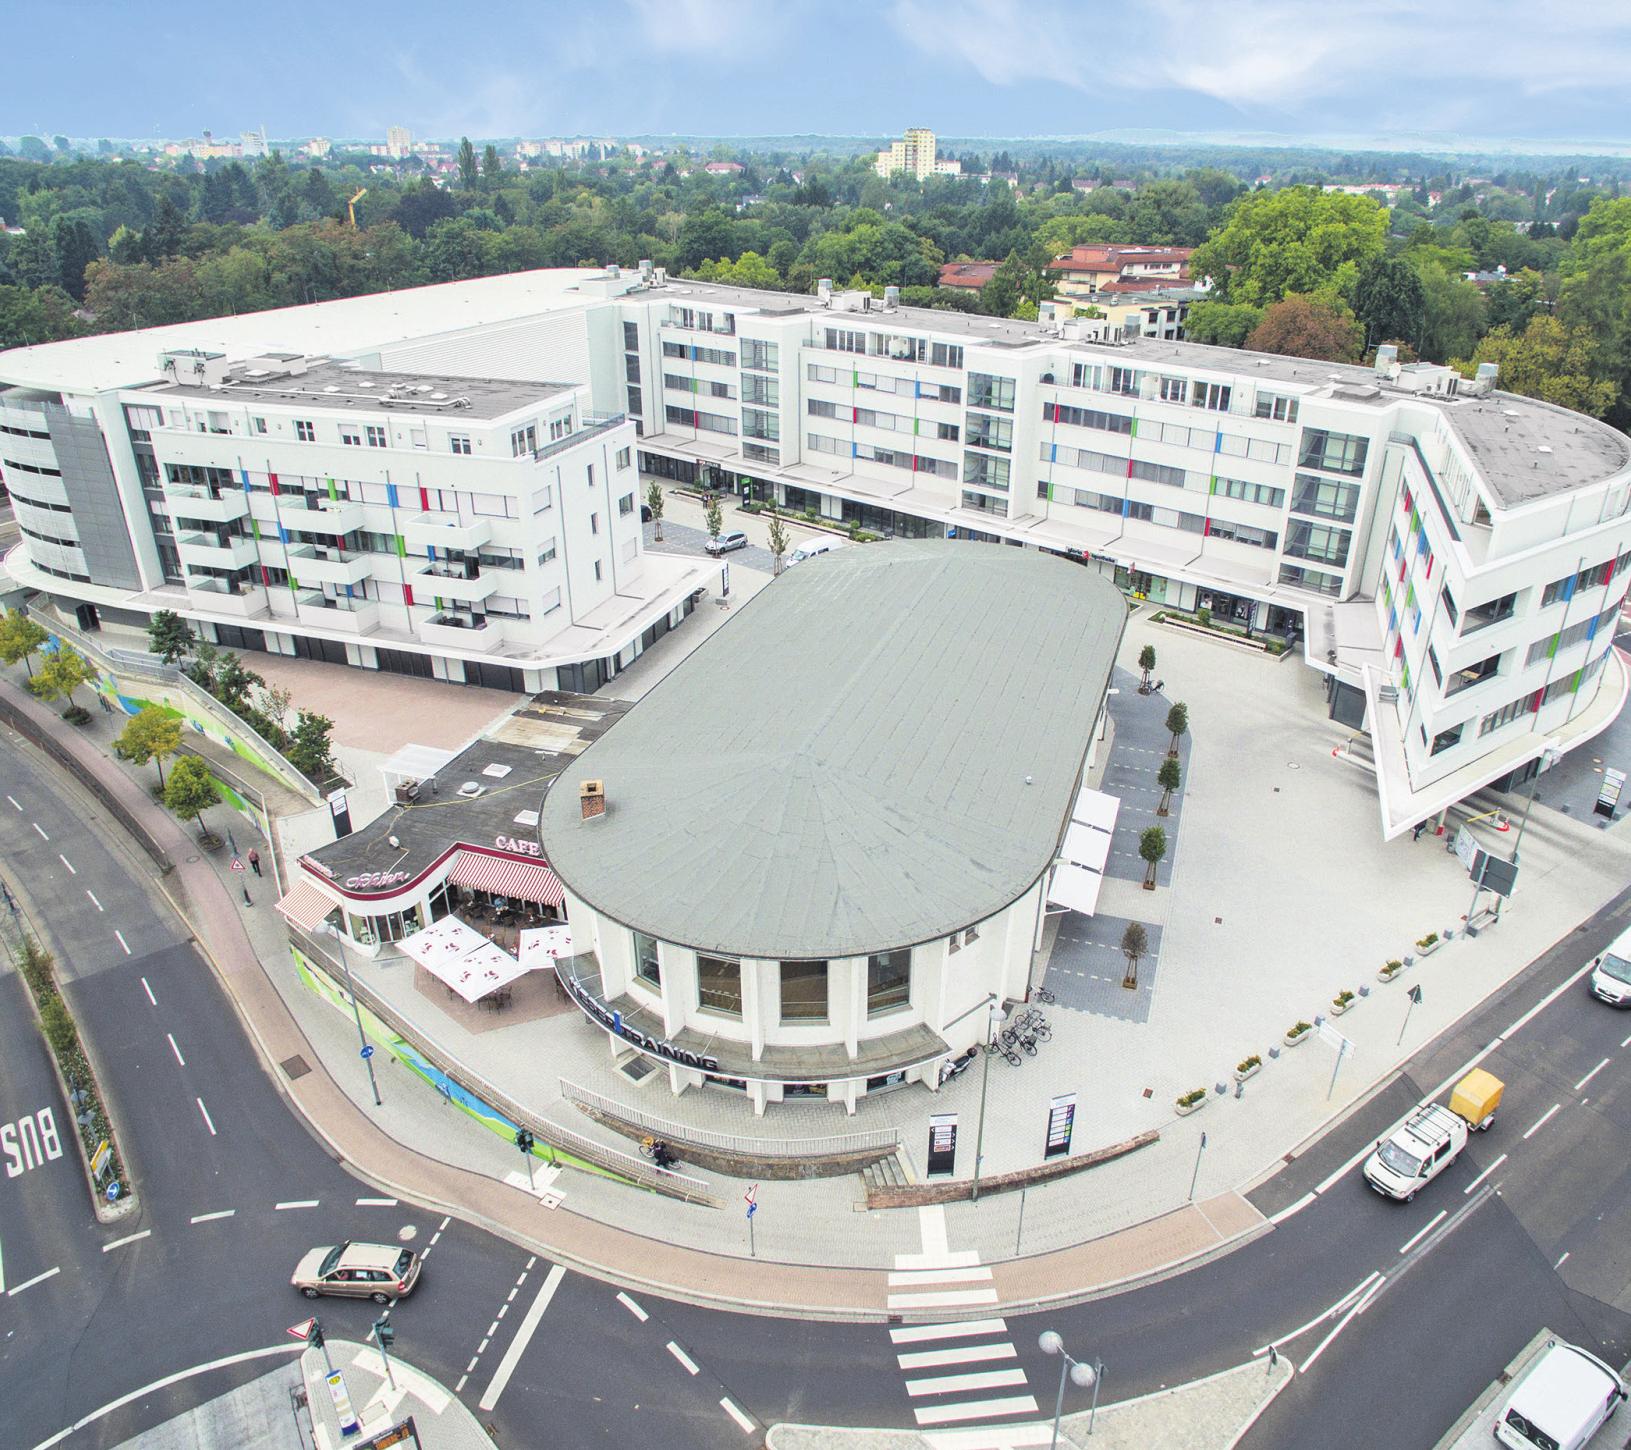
[347,187,367,228]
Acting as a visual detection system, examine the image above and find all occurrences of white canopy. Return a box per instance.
[423,940,529,1004]
[518,924,576,969]
[396,915,487,968]
[1071,787,1121,835]
[1061,821,1112,874]
[1048,861,1105,917]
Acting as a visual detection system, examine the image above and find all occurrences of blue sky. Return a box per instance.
[9,1,1631,148]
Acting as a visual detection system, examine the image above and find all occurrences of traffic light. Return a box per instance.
[307,1318,325,1350]
[515,1127,535,1156]
[373,1316,395,1348]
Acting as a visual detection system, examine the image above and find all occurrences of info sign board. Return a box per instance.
[1044,1093,1076,1160]
[356,1418,422,1450]
[926,1113,958,1177]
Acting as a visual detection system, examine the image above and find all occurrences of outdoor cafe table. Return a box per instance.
[397,915,487,968]
[423,940,528,1005]
[517,924,575,969]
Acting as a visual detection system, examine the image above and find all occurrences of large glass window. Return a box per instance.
[741,338,779,372]
[867,951,912,1015]
[633,931,661,988]
[1291,473,1360,522]
[1297,428,1370,477]
[697,955,742,1017]
[969,374,1016,411]
[779,960,829,1022]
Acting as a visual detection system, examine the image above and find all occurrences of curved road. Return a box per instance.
[3,726,1630,1449]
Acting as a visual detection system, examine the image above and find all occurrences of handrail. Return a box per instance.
[530,413,627,464]
[560,1078,899,1158]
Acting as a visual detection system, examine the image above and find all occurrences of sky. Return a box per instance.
[7,0,1631,151]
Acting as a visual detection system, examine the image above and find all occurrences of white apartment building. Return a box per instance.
[875,127,942,181]
[3,266,1626,833]
[385,126,412,160]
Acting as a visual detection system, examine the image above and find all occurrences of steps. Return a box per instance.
[863,1150,911,1196]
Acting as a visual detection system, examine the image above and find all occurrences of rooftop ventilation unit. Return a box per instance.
[883,285,900,310]
[817,278,834,306]
[456,781,486,799]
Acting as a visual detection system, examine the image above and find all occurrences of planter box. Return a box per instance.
[1416,940,1442,957]
[1283,1029,1312,1048]
[1330,999,1355,1016]
[1377,967,1406,984]
[1175,1097,1207,1117]
[1233,1063,1262,1083]
[1156,615,1280,654]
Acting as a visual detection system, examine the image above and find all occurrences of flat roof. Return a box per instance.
[141,359,571,423]
[540,540,1127,960]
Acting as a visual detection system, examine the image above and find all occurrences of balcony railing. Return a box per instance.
[530,412,627,464]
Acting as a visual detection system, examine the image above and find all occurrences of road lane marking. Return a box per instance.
[1621,1033,1631,1049]
[888,1289,1000,1309]
[1574,1058,1611,1092]
[898,1344,1020,1371]
[617,1291,648,1322]
[887,1266,994,1287]
[0,1235,4,1293]
[1464,1154,1508,1194]
[114,930,130,955]
[355,1197,397,1207]
[167,1033,186,1067]
[190,1211,234,1224]
[478,1338,489,1354]
[1300,1277,1386,1373]
[721,1398,755,1433]
[914,1395,1041,1427]
[1268,1191,1317,1226]
[891,1319,1008,1344]
[455,1374,468,1394]
[275,1200,318,1210]
[31,822,47,840]
[1500,962,1601,1042]
[1253,1273,1381,1356]
[1523,1104,1562,1140]
[141,977,155,1005]
[1400,1210,1449,1255]
[6,795,19,810]
[30,1344,306,1450]
[102,1230,152,1253]
[8,1266,60,1296]
[667,1341,700,1375]
[58,854,75,875]
[85,890,102,911]
[478,1263,565,1411]
[196,1098,216,1136]
[487,1321,499,1339]
[906,1369,1029,1397]
[507,1287,518,1303]
[1556,1251,1571,1269]
[497,1304,508,1320]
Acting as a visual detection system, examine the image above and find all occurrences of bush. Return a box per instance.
[1287,1020,1312,1038]
[1334,989,1355,1006]
[1177,1088,1207,1108]
[1196,606,1212,628]
[63,704,91,726]
[1382,959,1404,974]
[1416,932,1439,949]
[1237,1054,1262,1073]
[38,994,78,1056]
[740,499,764,514]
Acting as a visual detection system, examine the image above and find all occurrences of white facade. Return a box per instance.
[875,128,939,181]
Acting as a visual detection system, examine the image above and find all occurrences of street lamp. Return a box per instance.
[323,922,383,1107]
[969,998,1007,1203]
[1039,1330,1101,1445]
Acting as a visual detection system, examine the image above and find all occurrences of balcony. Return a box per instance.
[1443,655,1501,697]
[164,483,248,523]
[293,591,378,634]
[286,544,372,588]
[177,531,258,571]
[280,495,365,534]
[400,513,494,553]
[413,561,498,604]
[418,611,502,652]
[531,412,627,464]
[1462,595,1516,635]
[187,577,268,617]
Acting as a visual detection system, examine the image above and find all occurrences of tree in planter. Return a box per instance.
[767,509,790,575]
[1137,643,1156,694]
[1139,825,1168,890]
[1120,921,1149,989]
[28,645,98,724]
[211,651,265,715]
[163,754,223,844]
[1157,755,1182,816]
[115,704,183,789]
[0,607,49,679]
[287,709,337,782]
[704,495,724,543]
[645,481,666,542]
[1165,700,1189,758]
[147,609,195,665]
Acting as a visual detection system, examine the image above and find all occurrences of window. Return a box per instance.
[623,321,639,350]
[741,338,779,372]
[340,426,362,447]
[779,961,828,1022]
[253,417,268,435]
[362,424,385,448]
[1429,723,1464,756]
[593,560,603,581]
[1463,592,1516,632]
[1254,392,1300,423]
[1158,376,1189,404]
[1046,401,1133,435]
[867,951,912,1015]
[937,421,960,442]
[586,463,595,489]
[616,446,632,470]
[1441,586,1459,628]
[617,493,634,516]
[550,415,570,441]
[930,341,964,369]
[511,425,538,457]
[1298,428,1369,477]
[963,454,1011,492]
[590,512,599,535]
[697,955,742,1016]
[1192,381,1232,413]
[450,435,472,455]
[1130,459,1186,489]
[1284,520,1352,568]
[969,374,1016,411]
[1290,474,1360,522]
[626,385,643,416]
[1215,476,1286,508]
[295,419,315,442]
[538,538,557,564]
[824,327,867,354]
[1480,697,1528,736]
[632,931,661,988]
[966,414,1013,451]
[533,487,553,514]
[962,925,979,946]
[625,353,642,384]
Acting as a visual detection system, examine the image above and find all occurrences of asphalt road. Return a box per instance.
[5,711,1631,1449]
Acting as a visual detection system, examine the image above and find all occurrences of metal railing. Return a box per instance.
[560,1078,899,1159]
[530,412,627,464]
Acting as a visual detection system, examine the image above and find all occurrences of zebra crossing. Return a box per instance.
[886,1207,1051,1447]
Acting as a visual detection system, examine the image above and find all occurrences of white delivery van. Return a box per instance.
[785,537,846,567]
[1588,925,1631,1006]
[1493,1338,1625,1450]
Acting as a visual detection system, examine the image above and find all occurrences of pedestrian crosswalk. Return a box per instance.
[884,1207,1045,1446]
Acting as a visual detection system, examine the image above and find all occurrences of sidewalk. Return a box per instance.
[301,1341,494,1450]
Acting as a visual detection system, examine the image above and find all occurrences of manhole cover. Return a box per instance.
[280,1054,312,1080]
[1141,1087,1153,1099]
[398,1224,418,1242]
[186,854,201,863]
[1287,762,1301,771]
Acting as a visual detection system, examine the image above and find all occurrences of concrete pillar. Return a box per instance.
[745,958,767,1061]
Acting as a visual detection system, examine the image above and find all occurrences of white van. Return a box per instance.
[785,537,847,567]
[1494,1339,1625,1450]
[1588,925,1631,1006]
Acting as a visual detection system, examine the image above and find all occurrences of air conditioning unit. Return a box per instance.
[457,781,486,799]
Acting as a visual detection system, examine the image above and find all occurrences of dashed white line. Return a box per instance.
[1399,1210,1449,1256]
[274,1199,319,1211]
[141,977,155,1005]
[455,1374,469,1394]
[1523,1104,1562,1141]
[486,1320,499,1338]
[167,1033,186,1067]
[721,1398,754,1434]
[58,853,76,875]
[5,795,20,811]
[478,1338,490,1355]
[114,930,130,955]
[667,1341,700,1375]
[7,1266,60,1296]
[617,1291,649,1322]
[1621,1033,1631,1049]
[478,1264,565,1412]
[190,1210,235,1224]
[1556,1251,1571,1270]
[32,822,48,840]
[1574,1058,1611,1093]
[1464,1154,1507,1194]
[85,889,102,911]
[355,1197,397,1207]
[196,1098,216,1136]
[102,1230,152,1253]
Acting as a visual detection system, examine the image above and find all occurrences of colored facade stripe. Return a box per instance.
[387,483,399,509]
[420,485,430,510]
[403,584,414,607]
[268,472,280,497]
[394,534,406,558]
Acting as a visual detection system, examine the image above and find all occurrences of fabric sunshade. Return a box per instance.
[424,939,529,1004]
[447,850,566,908]
[1047,861,1105,916]
[396,914,487,967]
[275,877,340,932]
[518,924,576,969]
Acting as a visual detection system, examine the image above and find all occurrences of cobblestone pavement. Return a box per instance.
[1046,913,1163,1023]
[645,516,780,574]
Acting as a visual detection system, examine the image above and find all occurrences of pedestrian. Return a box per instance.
[247,847,262,877]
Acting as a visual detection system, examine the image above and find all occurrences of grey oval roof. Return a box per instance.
[540,540,1126,960]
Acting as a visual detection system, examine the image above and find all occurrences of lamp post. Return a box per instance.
[324,922,382,1106]
[970,998,1007,1203]
[1039,1330,1101,1445]
[1509,738,1562,865]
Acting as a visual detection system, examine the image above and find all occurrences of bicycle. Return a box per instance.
[639,1135,678,1169]
[990,1041,1022,1067]
[1016,1031,1039,1057]
[1031,984,1056,1005]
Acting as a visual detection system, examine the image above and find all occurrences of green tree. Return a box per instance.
[287,709,336,782]
[1558,196,1631,424]
[27,645,98,722]
[645,481,666,542]
[1138,826,1168,890]
[1353,255,1427,351]
[0,607,49,678]
[1120,920,1149,989]
[1157,755,1182,816]
[1245,294,1365,363]
[1182,300,1264,349]
[1413,264,1488,364]
[1455,315,1617,418]
[115,704,183,788]
[766,509,790,575]
[1190,187,1388,307]
[1165,700,1189,758]
[51,217,100,302]
[1484,268,1546,333]
[211,652,265,714]
[482,144,502,182]
[704,495,724,541]
[163,754,222,841]
[457,137,479,190]
[0,283,81,348]
[1137,643,1156,692]
[147,609,196,664]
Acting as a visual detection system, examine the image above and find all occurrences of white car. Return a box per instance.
[785,537,846,567]
[1362,1102,1467,1202]
[1494,1339,1625,1450]
[1588,926,1631,1006]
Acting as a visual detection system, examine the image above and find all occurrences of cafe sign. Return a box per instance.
[343,869,413,891]
[560,970,720,1073]
[494,834,544,858]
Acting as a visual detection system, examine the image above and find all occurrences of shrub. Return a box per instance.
[1382,959,1404,975]
[1196,606,1212,628]
[1416,932,1439,949]
[1287,1020,1312,1038]
[740,499,764,514]
[1177,1088,1207,1108]
[1334,989,1356,1006]
[38,994,78,1056]
[1237,1055,1262,1074]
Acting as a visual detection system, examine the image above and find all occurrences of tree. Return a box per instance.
[1413,264,1487,364]
[0,607,49,678]
[1137,643,1156,693]
[1455,315,1617,418]
[766,509,790,575]
[163,754,222,842]
[116,705,183,789]
[1353,256,1427,351]
[28,645,98,723]
[482,144,502,183]
[1165,701,1189,758]
[287,709,336,782]
[704,495,723,541]
[147,609,195,664]
[1245,294,1365,363]
[211,652,265,714]
[1157,755,1182,817]
[1138,826,1168,891]
[51,218,100,302]
[1190,187,1388,307]
[645,480,666,542]
[1182,300,1264,349]
[145,194,187,260]
[1120,921,1149,989]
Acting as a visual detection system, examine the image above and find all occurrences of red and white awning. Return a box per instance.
[446,850,565,908]
[276,877,341,932]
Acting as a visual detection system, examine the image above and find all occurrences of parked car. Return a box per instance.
[785,537,847,567]
[640,503,653,522]
[1589,925,1631,1006]
[705,530,749,555]
[291,1241,422,1303]
[1494,1339,1626,1450]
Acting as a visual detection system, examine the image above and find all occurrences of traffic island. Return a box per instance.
[300,1339,494,1450]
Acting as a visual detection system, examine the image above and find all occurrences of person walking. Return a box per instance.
[247,847,262,876]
